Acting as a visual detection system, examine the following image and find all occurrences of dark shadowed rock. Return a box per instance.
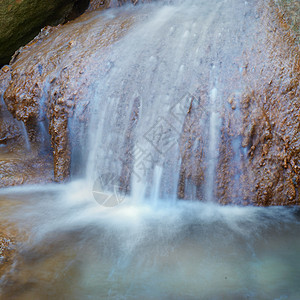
[0,0,90,66]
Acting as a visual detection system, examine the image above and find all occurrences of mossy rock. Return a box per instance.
[0,0,89,66]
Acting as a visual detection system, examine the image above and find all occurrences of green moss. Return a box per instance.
[0,0,88,66]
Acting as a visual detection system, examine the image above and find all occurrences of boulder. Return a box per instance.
[0,8,136,181]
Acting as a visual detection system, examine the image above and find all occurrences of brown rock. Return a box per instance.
[0,232,15,278]
[1,8,136,181]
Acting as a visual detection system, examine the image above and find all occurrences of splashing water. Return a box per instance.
[1,1,300,299]
[0,182,300,299]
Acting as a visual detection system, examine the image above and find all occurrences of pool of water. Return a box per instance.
[0,181,299,299]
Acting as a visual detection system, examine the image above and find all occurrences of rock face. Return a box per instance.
[0,8,136,181]
[0,61,53,187]
[0,232,14,278]
[214,4,300,206]
[0,1,299,205]
[214,5,299,206]
[175,2,299,206]
[0,66,22,146]
[276,0,300,43]
[0,0,89,66]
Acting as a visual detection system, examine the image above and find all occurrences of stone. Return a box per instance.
[0,7,136,181]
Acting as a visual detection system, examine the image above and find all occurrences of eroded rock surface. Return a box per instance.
[0,66,22,146]
[276,0,300,43]
[0,231,15,279]
[0,64,53,187]
[243,6,300,206]
[0,1,299,206]
[0,8,136,181]
[176,1,300,205]
[215,3,300,206]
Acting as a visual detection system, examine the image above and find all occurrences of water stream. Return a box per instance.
[1,0,300,299]
[79,0,256,200]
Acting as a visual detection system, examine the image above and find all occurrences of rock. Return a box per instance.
[87,0,152,11]
[0,232,14,278]
[0,154,54,187]
[0,66,22,146]
[0,63,54,187]
[276,0,300,43]
[86,0,110,11]
[216,2,300,206]
[0,1,298,206]
[0,0,89,66]
[0,8,136,181]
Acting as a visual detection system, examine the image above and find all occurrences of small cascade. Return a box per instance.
[75,0,259,204]
[1,1,300,299]
[38,121,51,152]
[20,122,31,151]
[130,144,148,203]
[150,165,163,206]
[205,85,221,202]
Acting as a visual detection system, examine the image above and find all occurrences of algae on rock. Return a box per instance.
[0,0,89,66]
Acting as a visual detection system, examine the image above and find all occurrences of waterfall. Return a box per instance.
[19,122,31,151]
[205,85,221,202]
[74,0,257,203]
[1,2,300,299]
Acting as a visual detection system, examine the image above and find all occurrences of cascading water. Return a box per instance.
[77,0,256,202]
[0,1,300,299]
[19,122,31,152]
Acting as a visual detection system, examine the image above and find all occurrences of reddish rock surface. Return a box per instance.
[0,1,299,206]
[0,230,15,279]
[215,3,300,206]
[0,10,135,182]
[176,2,300,206]
[0,64,53,187]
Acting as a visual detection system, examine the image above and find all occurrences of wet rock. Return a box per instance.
[0,232,15,278]
[0,9,136,181]
[0,150,53,187]
[0,63,54,187]
[241,4,299,206]
[87,0,110,11]
[86,0,172,12]
[0,0,298,206]
[177,89,208,200]
[87,0,153,11]
[0,0,89,66]
[0,66,22,147]
[0,102,22,147]
[214,2,300,206]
